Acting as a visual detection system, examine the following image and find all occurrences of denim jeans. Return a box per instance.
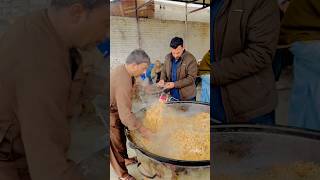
[288,41,320,131]
[200,74,210,103]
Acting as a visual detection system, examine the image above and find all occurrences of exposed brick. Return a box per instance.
[110,16,209,69]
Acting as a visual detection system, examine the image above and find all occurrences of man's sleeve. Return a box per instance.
[174,57,198,88]
[16,59,85,180]
[115,80,142,130]
[212,0,280,86]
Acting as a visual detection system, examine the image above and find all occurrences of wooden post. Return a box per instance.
[135,0,142,48]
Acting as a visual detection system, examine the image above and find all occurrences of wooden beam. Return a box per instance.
[119,2,125,16]
[136,0,154,10]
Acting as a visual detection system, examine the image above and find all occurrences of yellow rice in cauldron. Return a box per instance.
[131,103,210,161]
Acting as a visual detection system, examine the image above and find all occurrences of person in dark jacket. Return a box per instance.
[211,0,280,124]
[158,37,198,101]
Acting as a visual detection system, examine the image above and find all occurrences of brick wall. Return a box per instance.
[110,16,210,69]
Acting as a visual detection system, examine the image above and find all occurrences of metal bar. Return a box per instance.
[185,2,188,49]
[119,2,125,16]
[135,0,142,48]
[188,5,209,14]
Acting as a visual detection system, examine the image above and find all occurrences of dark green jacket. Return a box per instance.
[198,50,210,76]
[279,0,320,45]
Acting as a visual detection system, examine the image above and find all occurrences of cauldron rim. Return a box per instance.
[212,124,320,140]
[127,101,210,167]
[212,124,320,177]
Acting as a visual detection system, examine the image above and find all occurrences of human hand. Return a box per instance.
[157,80,165,87]
[164,82,175,89]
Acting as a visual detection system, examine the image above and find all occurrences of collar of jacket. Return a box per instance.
[214,0,245,55]
[217,0,232,18]
[168,49,187,82]
[212,0,235,63]
[169,49,187,62]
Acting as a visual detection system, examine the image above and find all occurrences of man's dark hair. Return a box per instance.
[170,37,183,49]
[51,0,107,9]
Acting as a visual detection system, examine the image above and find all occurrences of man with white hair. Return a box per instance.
[0,0,108,179]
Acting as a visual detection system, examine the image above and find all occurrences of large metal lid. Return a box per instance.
[212,125,320,178]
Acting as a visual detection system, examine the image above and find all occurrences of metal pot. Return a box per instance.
[212,124,320,179]
[127,102,210,180]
